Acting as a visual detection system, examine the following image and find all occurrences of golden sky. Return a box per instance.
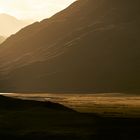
[0,0,76,21]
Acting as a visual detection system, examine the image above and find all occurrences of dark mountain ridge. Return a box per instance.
[0,0,139,93]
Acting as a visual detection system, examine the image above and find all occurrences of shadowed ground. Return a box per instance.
[0,95,140,140]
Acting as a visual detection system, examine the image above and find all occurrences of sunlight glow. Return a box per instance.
[0,0,76,21]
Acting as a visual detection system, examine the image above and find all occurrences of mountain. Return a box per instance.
[0,36,5,44]
[0,13,32,36]
[0,0,139,93]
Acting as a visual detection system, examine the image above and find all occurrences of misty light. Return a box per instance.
[0,0,75,21]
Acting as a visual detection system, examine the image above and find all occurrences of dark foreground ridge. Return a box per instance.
[0,95,75,111]
[0,95,139,140]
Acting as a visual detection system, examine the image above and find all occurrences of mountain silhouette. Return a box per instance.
[0,13,32,36]
[0,0,139,93]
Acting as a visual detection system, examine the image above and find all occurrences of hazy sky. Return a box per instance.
[0,0,76,21]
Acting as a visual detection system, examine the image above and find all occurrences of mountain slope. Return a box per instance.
[0,13,31,36]
[0,0,140,93]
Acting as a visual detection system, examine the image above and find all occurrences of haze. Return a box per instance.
[0,0,76,21]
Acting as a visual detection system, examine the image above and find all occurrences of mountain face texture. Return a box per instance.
[0,14,30,36]
[0,0,140,93]
[0,36,5,44]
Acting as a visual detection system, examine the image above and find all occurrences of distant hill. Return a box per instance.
[0,36,5,44]
[0,13,32,36]
[0,0,139,93]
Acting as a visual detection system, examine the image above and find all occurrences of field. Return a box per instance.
[0,93,139,139]
[4,93,140,118]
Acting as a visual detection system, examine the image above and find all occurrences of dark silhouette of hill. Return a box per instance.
[0,36,5,44]
[0,0,140,93]
[0,95,74,111]
[0,13,31,36]
[0,95,139,140]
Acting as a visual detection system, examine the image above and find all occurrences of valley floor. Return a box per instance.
[4,93,140,118]
[0,94,140,140]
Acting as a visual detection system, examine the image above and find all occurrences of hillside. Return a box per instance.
[0,0,139,93]
[0,13,31,36]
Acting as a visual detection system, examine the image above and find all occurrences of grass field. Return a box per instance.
[0,94,140,139]
[4,93,140,118]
